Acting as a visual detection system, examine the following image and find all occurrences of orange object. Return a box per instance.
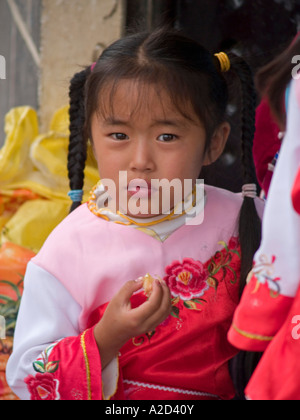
[0,242,35,301]
[0,242,35,400]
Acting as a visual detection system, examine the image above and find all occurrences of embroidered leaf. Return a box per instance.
[210,264,222,276]
[184,301,193,309]
[44,344,55,357]
[33,361,46,374]
[218,241,229,252]
[193,298,206,305]
[146,331,155,342]
[45,361,60,373]
[226,265,238,284]
[171,297,180,305]
[184,300,202,311]
[207,276,219,290]
[171,305,180,319]
[221,266,227,281]
[207,261,215,273]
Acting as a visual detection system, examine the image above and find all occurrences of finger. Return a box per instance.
[160,280,172,312]
[131,280,172,333]
[144,281,172,328]
[131,279,164,320]
[114,279,144,306]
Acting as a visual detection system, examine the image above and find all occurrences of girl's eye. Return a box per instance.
[110,133,129,141]
[157,134,178,142]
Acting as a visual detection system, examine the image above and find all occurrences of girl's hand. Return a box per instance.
[94,278,172,369]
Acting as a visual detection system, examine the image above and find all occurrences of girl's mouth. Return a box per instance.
[127,179,158,198]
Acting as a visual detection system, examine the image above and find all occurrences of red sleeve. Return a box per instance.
[228,274,293,352]
[245,284,300,400]
[24,328,124,400]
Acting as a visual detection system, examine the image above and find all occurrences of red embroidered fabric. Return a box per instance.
[87,243,241,401]
[25,329,105,400]
[245,284,300,400]
[25,240,242,401]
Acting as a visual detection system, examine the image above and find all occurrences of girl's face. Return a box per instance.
[91,80,229,218]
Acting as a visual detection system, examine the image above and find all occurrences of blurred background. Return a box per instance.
[0,0,299,190]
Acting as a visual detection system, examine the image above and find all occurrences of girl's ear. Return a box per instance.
[203,122,231,166]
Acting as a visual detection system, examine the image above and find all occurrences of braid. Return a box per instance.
[68,67,91,212]
[227,53,263,399]
[228,53,262,294]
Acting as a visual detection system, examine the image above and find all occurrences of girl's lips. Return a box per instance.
[127,179,158,198]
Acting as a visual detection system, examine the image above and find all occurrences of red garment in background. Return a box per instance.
[228,78,300,400]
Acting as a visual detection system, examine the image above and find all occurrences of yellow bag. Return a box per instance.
[0,107,39,188]
[0,106,99,252]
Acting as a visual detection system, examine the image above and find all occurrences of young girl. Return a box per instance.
[7,28,263,400]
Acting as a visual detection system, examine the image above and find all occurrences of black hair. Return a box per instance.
[67,27,262,398]
[256,34,300,129]
[226,53,262,296]
[68,66,91,212]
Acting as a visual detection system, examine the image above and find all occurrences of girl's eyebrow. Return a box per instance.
[150,119,189,128]
[102,117,190,128]
[102,117,131,126]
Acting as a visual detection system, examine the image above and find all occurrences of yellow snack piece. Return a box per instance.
[141,273,162,297]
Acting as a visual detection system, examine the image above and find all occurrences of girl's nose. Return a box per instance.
[129,140,155,173]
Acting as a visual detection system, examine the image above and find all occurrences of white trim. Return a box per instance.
[123,379,219,399]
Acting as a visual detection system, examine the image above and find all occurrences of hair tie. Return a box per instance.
[91,61,97,72]
[242,184,257,199]
[214,52,231,73]
[68,190,84,203]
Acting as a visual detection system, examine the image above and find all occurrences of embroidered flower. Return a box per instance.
[251,254,281,296]
[25,373,60,401]
[164,258,209,301]
[207,238,241,289]
[132,241,241,346]
[25,343,60,401]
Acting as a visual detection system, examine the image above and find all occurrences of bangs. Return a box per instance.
[86,64,219,140]
[84,28,228,142]
[95,77,202,126]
